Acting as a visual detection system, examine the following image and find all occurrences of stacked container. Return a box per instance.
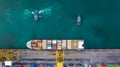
[52,40,57,50]
[36,40,42,49]
[13,64,22,67]
[67,40,72,49]
[73,40,78,50]
[63,64,67,67]
[69,64,74,67]
[22,64,30,67]
[47,40,52,49]
[30,64,35,67]
[77,64,83,67]
[62,40,67,50]
[42,40,47,49]
[39,63,43,67]
[100,64,108,67]
[57,40,62,50]
[47,64,52,67]
[43,64,48,67]
[115,64,120,67]
[71,40,74,49]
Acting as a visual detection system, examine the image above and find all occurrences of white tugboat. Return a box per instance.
[77,15,81,26]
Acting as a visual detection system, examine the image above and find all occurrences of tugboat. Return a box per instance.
[32,10,44,22]
[77,15,81,26]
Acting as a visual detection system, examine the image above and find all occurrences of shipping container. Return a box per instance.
[77,64,83,67]
[67,40,72,49]
[3,65,12,67]
[53,64,56,67]
[62,40,67,50]
[47,64,52,67]
[47,40,52,45]
[35,64,39,67]
[42,40,47,49]
[39,64,43,67]
[22,64,30,67]
[78,65,83,67]
[52,40,57,45]
[101,64,108,67]
[71,40,74,49]
[30,64,35,67]
[73,40,78,50]
[47,46,52,49]
[69,64,74,67]
[19,64,22,67]
[0,63,2,67]
[78,40,84,50]
[4,66,8,67]
[96,64,101,67]
[43,64,48,67]
[107,64,116,67]
[47,40,52,49]
[36,40,42,49]
[52,46,57,49]
[115,64,120,67]
[52,40,57,50]
[13,64,22,67]
[63,64,67,67]
[57,40,62,50]
[4,65,13,67]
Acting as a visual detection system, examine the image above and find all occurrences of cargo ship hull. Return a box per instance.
[26,40,84,50]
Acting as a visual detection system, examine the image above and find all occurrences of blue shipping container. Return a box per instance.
[35,64,39,67]
[30,64,35,67]
[64,64,67,67]
[4,65,9,67]
[47,64,52,67]
[13,64,19,67]
[43,64,48,67]
[69,64,74,67]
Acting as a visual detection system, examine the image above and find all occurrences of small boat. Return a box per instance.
[77,15,81,26]
[26,40,41,50]
[32,10,44,22]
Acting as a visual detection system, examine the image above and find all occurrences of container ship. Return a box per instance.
[26,40,84,50]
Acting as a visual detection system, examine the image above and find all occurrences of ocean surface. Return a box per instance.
[0,0,120,49]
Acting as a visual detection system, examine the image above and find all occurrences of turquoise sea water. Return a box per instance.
[0,0,120,49]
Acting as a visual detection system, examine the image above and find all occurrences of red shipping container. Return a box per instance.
[101,64,108,67]
[19,64,22,67]
[37,40,41,43]
[52,46,57,49]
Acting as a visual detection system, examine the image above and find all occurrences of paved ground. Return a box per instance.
[19,49,120,64]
